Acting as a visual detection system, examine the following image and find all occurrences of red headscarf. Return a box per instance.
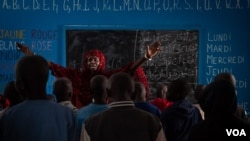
[83,49,106,72]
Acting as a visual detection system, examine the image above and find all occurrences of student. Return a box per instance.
[191,84,206,120]
[76,75,109,140]
[53,77,78,114]
[0,55,77,141]
[0,80,24,118]
[17,41,161,108]
[214,72,247,120]
[188,79,250,141]
[160,78,202,141]
[81,72,166,141]
[133,81,161,118]
[150,82,173,112]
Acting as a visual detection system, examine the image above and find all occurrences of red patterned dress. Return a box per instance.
[50,50,149,108]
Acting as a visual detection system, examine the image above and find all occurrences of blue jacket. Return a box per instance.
[160,100,202,141]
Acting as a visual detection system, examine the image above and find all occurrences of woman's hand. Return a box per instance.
[16,43,34,55]
[145,41,161,59]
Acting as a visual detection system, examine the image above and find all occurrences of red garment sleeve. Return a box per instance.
[133,66,150,98]
[50,62,81,79]
[50,62,90,108]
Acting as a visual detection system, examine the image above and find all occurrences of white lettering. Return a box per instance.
[0,0,249,13]
[215,0,221,9]
[0,40,24,50]
[236,0,241,9]
[23,0,30,10]
[206,55,244,65]
[226,129,233,136]
[207,44,232,53]
[2,0,10,9]
[208,32,231,42]
[235,80,247,89]
[33,0,40,10]
[52,0,59,13]
[63,0,71,13]
[226,129,246,136]
[206,66,232,76]
[31,41,52,51]
[204,0,212,10]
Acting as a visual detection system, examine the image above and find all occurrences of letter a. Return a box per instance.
[239,129,246,136]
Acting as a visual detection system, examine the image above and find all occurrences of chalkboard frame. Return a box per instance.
[61,25,202,97]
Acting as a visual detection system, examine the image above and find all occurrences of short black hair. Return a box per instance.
[199,79,237,117]
[108,72,134,99]
[15,55,49,84]
[53,77,72,102]
[90,75,108,99]
[166,78,191,101]
[15,55,49,98]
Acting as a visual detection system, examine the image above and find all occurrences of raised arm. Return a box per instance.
[127,41,161,75]
[16,43,34,55]
[16,43,52,67]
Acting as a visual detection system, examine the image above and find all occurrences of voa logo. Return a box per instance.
[226,129,246,136]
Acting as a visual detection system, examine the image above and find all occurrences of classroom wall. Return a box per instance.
[0,0,249,113]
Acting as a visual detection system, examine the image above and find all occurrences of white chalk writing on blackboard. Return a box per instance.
[1,0,249,13]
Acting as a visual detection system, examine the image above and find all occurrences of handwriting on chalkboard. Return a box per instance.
[1,0,249,13]
[66,29,199,95]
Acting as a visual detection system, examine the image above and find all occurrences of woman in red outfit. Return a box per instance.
[17,41,161,108]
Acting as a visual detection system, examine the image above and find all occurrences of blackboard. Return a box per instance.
[66,30,199,96]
